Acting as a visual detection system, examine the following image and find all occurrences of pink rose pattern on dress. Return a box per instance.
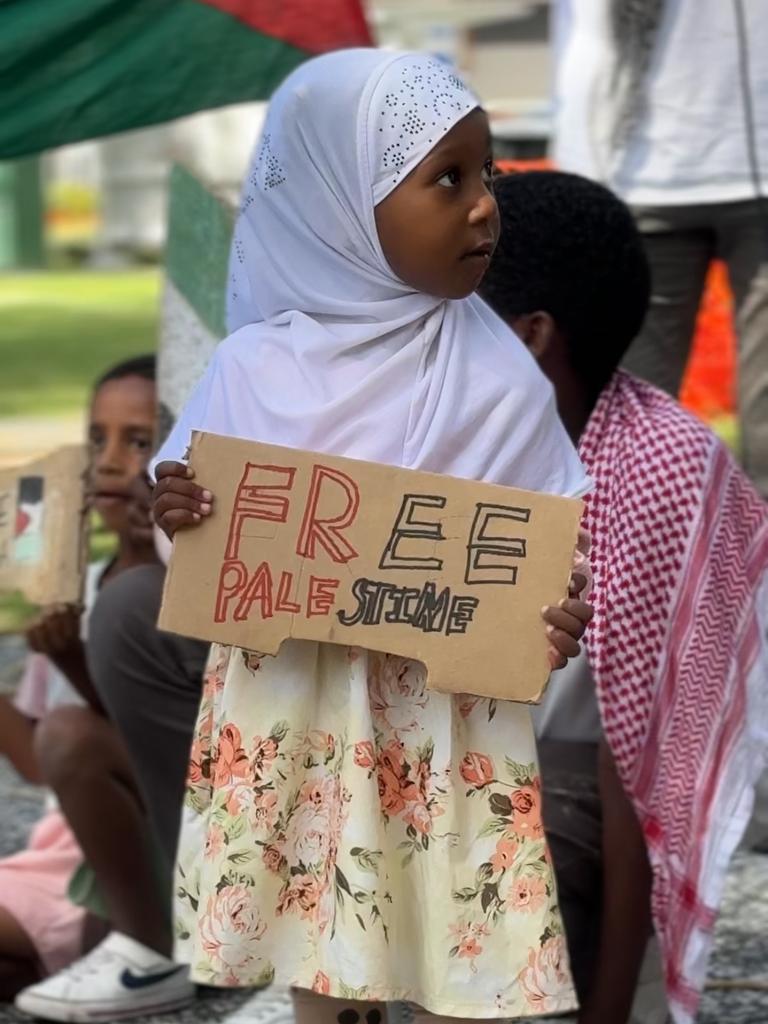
[312,970,331,995]
[459,751,494,788]
[517,935,572,1014]
[176,647,573,1013]
[199,884,267,980]
[448,755,564,981]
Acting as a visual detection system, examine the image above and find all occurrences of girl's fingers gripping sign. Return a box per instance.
[541,596,594,671]
[153,460,214,539]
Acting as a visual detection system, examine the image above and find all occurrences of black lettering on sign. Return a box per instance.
[465,503,531,585]
[446,596,480,634]
[336,578,370,627]
[379,494,446,571]
[383,586,421,624]
[411,582,450,633]
[336,579,480,636]
[363,581,397,625]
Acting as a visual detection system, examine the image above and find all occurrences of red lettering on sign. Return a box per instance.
[296,465,360,563]
[225,463,296,560]
[275,570,301,613]
[234,561,274,621]
[307,576,340,617]
[215,560,248,622]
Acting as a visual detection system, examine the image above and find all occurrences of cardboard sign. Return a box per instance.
[159,432,584,703]
[0,446,89,607]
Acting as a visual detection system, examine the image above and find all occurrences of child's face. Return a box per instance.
[88,374,156,533]
[374,109,499,300]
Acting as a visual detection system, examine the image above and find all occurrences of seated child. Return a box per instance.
[480,170,768,1024]
[4,357,195,1019]
[152,50,593,1024]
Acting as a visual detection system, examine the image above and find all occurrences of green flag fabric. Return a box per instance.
[0,0,371,158]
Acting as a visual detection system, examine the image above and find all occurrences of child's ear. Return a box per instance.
[509,311,557,361]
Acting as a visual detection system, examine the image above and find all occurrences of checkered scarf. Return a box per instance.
[579,371,768,1024]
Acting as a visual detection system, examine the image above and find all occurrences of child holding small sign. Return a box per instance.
[5,358,193,1017]
[152,51,592,1023]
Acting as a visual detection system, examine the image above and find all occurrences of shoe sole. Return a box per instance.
[15,991,196,1023]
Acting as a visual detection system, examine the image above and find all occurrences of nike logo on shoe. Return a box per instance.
[119,966,186,990]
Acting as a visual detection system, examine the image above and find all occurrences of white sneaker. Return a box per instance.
[14,932,196,1022]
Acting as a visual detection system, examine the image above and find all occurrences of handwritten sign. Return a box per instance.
[0,446,89,607]
[159,432,584,703]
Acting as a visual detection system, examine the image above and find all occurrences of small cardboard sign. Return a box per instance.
[159,432,584,703]
[0,446,89,607]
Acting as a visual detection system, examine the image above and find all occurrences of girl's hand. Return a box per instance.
[153,461,213,540]
[542,574,594,670]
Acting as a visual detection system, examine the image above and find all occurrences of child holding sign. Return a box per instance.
[152,51,592,1023]
[4,358,192,1016]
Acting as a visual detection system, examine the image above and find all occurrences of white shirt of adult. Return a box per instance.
[553,0,768,205]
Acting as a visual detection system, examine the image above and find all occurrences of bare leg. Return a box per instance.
[0,907,40,1000]
[35,706,171,957]
[292,988,389,1023]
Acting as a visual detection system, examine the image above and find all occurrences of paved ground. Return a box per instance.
[1,635,766,1023]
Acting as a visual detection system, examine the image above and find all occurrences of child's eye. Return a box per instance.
[482,159,495,183]
[436,167,461,188]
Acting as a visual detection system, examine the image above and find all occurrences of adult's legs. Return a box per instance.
[86,564,209,886]
[716,198,768,497]
[623,206,715,395]
[35,705,170,957]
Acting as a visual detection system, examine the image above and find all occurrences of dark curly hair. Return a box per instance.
[480,170,650,401]
[94,354,156,391]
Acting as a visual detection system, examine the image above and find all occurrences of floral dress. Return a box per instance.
[174,640,578,1019]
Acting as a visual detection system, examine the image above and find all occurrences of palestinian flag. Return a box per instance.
[0,0,371,159]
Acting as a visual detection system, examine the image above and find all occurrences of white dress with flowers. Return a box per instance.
[174,640,577,1019]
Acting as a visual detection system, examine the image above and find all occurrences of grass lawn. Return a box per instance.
[0,270,160,417]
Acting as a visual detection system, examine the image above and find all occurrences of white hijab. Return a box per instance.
[155,48,589,499]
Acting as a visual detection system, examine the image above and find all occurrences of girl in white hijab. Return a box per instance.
[153,49,590,1023]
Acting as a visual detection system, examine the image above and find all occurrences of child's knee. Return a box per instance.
[34,706,105,786]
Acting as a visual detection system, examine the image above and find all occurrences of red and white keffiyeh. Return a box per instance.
[579,371,768,1024]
